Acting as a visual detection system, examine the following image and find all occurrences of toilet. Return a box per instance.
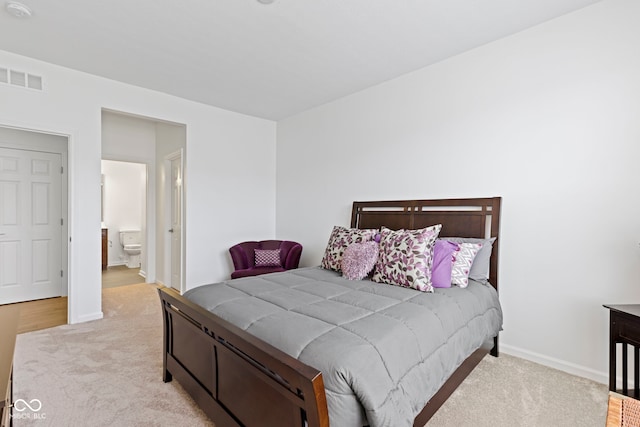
[119,230,142,268]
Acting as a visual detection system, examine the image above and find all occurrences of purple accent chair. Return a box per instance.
[229,240,302,279]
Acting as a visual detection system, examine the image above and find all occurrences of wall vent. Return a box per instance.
[0,66,43,91]
[10,69,26,87]
[27,74,42,90]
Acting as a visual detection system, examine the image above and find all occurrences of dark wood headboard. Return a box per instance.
[351,197,501,291]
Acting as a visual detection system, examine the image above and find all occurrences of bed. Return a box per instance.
[158,197,502,427]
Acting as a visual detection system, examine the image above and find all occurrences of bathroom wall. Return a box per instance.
[101,160,146,267]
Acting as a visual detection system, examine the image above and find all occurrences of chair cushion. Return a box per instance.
[230,266,286,279]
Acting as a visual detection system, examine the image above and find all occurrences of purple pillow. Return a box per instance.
[254,249,282,267]
[431,240,459,288]
[320,226,377,272]
[341,242,379,280]
[371,224,442,293]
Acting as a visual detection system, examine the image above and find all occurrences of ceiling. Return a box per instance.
[0,0,602,120]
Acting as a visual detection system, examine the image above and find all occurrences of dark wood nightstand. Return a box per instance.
[604,304,640,398]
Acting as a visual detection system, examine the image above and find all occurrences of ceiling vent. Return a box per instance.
[0,67,43,91]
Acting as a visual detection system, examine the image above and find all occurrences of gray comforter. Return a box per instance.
[185,267,503,427]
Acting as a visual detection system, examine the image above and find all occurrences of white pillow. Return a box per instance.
[451,242,482,288]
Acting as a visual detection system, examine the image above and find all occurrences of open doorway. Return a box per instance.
[101,110,186,296]
[101,159,147,289]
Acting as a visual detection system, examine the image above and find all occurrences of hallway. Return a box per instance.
[102,265,145,289]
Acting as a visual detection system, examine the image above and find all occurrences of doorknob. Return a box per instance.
[168,229,174,233]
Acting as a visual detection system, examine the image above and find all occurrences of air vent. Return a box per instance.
[27,74,42,90]
[0,66,43,91]
[10,69,26,87]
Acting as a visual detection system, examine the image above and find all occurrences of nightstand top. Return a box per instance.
[604,304,640,318]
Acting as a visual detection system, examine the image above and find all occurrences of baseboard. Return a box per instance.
[70,311,103,324]
[139,270,147,279]
[501,343,608,385]
[107,262,126,267]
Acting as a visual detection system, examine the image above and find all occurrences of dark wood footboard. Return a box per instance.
[160,286,498,427]
[158,287,329,427]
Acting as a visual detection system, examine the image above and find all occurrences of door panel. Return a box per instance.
[0,147,63,304]
[1,181,18,224]
[170,156,182,291]
[32,239,50,282]
[0,241,19,287]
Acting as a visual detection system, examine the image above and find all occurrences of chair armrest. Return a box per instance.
[283,243,302,270]
[229,244,250,270]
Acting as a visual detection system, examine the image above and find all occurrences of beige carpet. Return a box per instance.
[427,353,607,426]
[14,284,212,426]
[13,283,608,427]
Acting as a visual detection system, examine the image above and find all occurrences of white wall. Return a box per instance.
[101,160,145,267]
[102,111,158,163]
[0,49,277,323]
[276,0,640,383]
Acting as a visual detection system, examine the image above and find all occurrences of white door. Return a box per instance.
[0,147,65,304]
[170,155,182,291]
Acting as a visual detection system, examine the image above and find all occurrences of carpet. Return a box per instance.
[13,283,608,427]
[426,352,607,426]
[14,284,212,426]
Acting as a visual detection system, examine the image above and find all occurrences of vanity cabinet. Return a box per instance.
[101,228,108,270]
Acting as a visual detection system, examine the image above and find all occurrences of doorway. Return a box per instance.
[0,126,69,308]
[101,159,147,289]
[101,109,186,294]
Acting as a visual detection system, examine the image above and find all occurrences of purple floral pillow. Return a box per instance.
[451,242,482,288]
[321,226,377,272]
[341,241,379,280]
[371,224,442,293]
[431,240,459,288]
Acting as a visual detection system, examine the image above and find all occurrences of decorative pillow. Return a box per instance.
[441,237,496,283]
[371,224,442,293]
[321,226,377,272]
[341,241,379,281]
[254,249,282,267]
[451,243,482,288]
[431,240,459,288]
